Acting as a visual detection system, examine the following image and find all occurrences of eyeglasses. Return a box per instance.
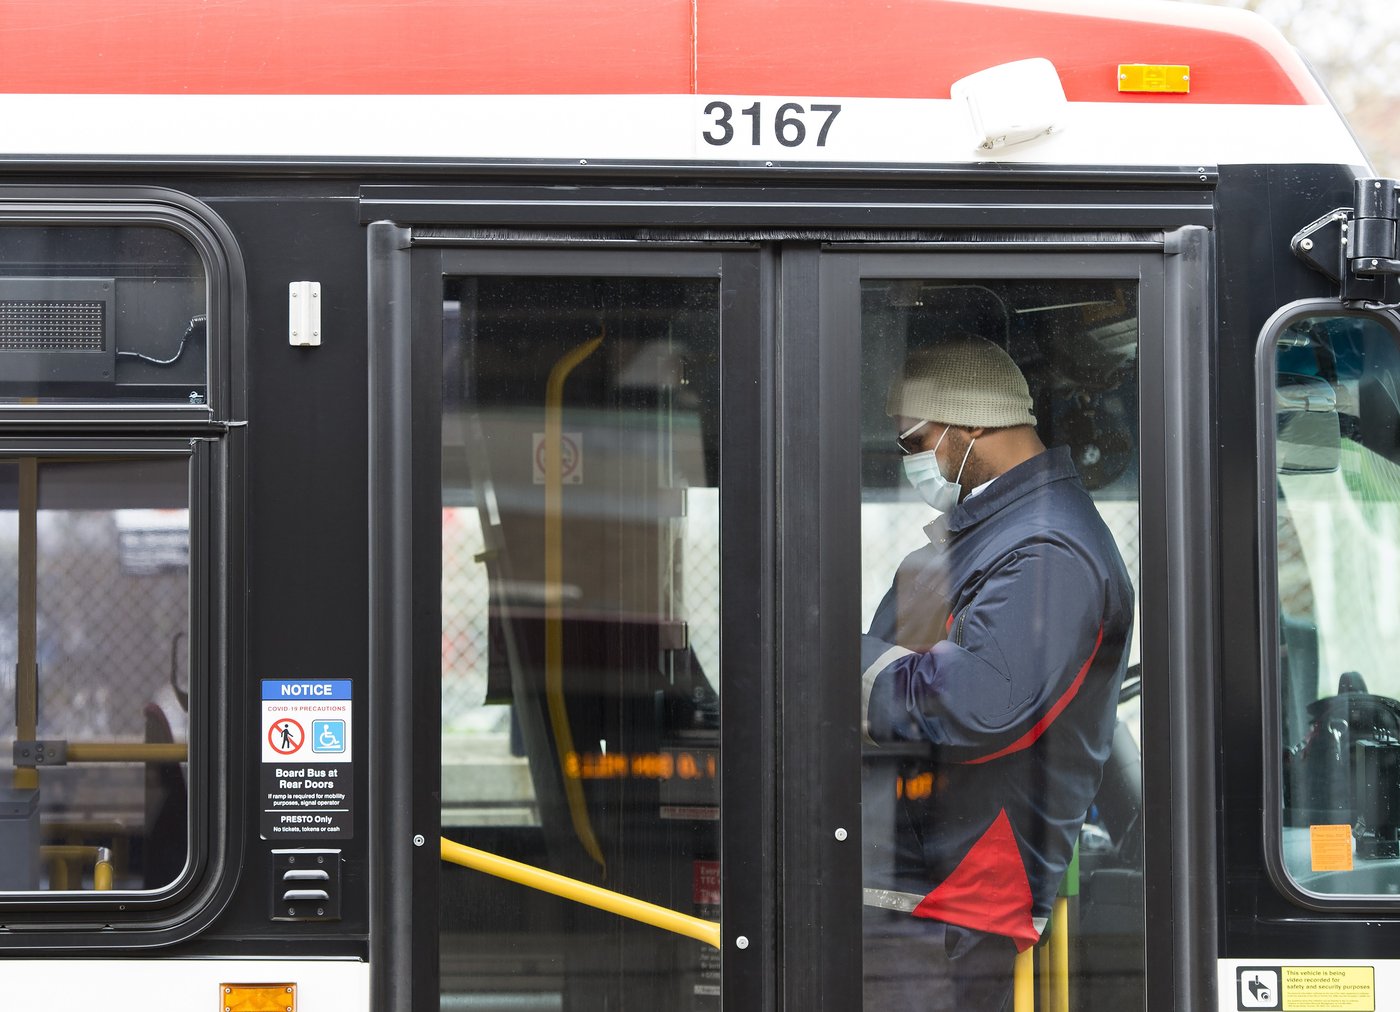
[896,419,930,455]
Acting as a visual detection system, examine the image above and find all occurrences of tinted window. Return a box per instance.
[1272,313,1400,896]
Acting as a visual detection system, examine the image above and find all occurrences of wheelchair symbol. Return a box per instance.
[312,720,346,753]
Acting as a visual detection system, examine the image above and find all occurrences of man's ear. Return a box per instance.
[965,426,986,439]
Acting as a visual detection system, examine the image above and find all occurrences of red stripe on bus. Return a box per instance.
[699,0,1314,104]
[0,0,695,96]
[0,0,1316,103]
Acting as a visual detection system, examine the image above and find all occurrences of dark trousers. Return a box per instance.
[863,906,1017,1012]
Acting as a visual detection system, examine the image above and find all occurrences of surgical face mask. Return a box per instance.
[901,424,975,512]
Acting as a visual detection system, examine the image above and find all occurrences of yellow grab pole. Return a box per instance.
[1051,894,1070,1012]
[39,845,112,891]
[1039,937,1051,1012]
[14,457,37,790]
[67,743,188,763]
[543,332,607,871]
[1012,946,1034,1012]
[94,848,113,891]
[441,837,720,950]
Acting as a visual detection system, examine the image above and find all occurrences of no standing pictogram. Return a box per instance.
[268,717,305,755]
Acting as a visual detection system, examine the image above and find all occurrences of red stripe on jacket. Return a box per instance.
[912,808,1039,950]
[963,623,1104,767]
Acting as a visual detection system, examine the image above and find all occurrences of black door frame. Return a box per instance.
[799,237,1217,1012]
[368,222,1218,1012]
[368,233,776,1011]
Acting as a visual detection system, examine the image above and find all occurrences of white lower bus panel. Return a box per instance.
[0,958,369,1010]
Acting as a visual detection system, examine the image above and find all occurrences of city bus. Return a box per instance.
[0,0,1397,1009]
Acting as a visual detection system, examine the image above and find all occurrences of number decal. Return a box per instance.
[812,104,841,147]
[699,101,843,149]
[775,103,806,147]
[741,102,762,146]
[702,101,734,146]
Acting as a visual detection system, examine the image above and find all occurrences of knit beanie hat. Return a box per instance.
[885,339,1036,428]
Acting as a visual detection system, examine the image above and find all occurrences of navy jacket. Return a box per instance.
[861,446,1133,949]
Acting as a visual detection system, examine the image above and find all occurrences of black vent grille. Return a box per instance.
[0,300,106,353]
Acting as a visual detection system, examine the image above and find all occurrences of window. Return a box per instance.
[0,196,235,930]
[0,454,193,893]
[439,269,723,1008]
[0,222,209,405]
[858,274,1144,1007]
[1268,308,1400,896]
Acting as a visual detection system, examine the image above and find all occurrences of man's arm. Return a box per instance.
[862,541,1108,758]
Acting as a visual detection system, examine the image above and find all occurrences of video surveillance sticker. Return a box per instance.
[1236,964,1375,1011]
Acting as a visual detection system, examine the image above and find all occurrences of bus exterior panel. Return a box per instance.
[0,2,1393,1012]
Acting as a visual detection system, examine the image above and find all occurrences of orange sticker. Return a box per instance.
[1310,824,1354,872]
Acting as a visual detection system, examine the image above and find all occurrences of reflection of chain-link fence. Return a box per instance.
[0,504,189,887]
[0,510,189,762]
[441,508,491,732]
[681,489,721,692]
[444,493,1142,731]
[441,493,724,732]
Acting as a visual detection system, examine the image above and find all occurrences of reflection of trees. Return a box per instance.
[1279,441,1400,701]
[1181,0,1400,175]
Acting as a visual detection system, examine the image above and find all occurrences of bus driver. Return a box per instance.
[860,339,1134,1010]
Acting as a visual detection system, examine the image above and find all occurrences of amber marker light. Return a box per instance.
[1118,64,1191,94]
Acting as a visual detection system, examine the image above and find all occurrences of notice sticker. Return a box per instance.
[532,431,583,484]
[260,678,353,839]
[1237,965,1376,1011]
[1309,824,1354,872]
[1281,966,1374,1011]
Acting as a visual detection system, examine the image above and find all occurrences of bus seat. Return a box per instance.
[143,702,186,889]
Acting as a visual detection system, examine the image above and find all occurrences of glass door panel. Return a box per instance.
[439,271,723,1011]
[855,272,1146,1010]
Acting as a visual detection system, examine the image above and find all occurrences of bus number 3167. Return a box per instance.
[701,101,843,148]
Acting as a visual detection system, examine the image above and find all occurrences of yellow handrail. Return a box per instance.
[1016,882,1073,1012]
[15,457,37,791]
[440,837,721,950]
[1013,946,1034,1012]
[1050,894,1069,1012]
[94,848,113,891]
[543,331,607,871]
[41,844,113,891]
[67,742,188,763]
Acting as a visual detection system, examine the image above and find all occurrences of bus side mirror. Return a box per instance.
[1290,178,1400,305]
[1351,178,1400,276]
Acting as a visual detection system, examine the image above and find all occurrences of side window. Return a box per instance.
[0,456,192,892]
[0,202,230,916]
[0,224,208,405]
[1269,310,1400,896]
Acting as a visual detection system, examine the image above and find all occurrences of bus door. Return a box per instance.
[368,232,769,1011]
[805,237,1216,1012]
[368,224,1216,1011]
